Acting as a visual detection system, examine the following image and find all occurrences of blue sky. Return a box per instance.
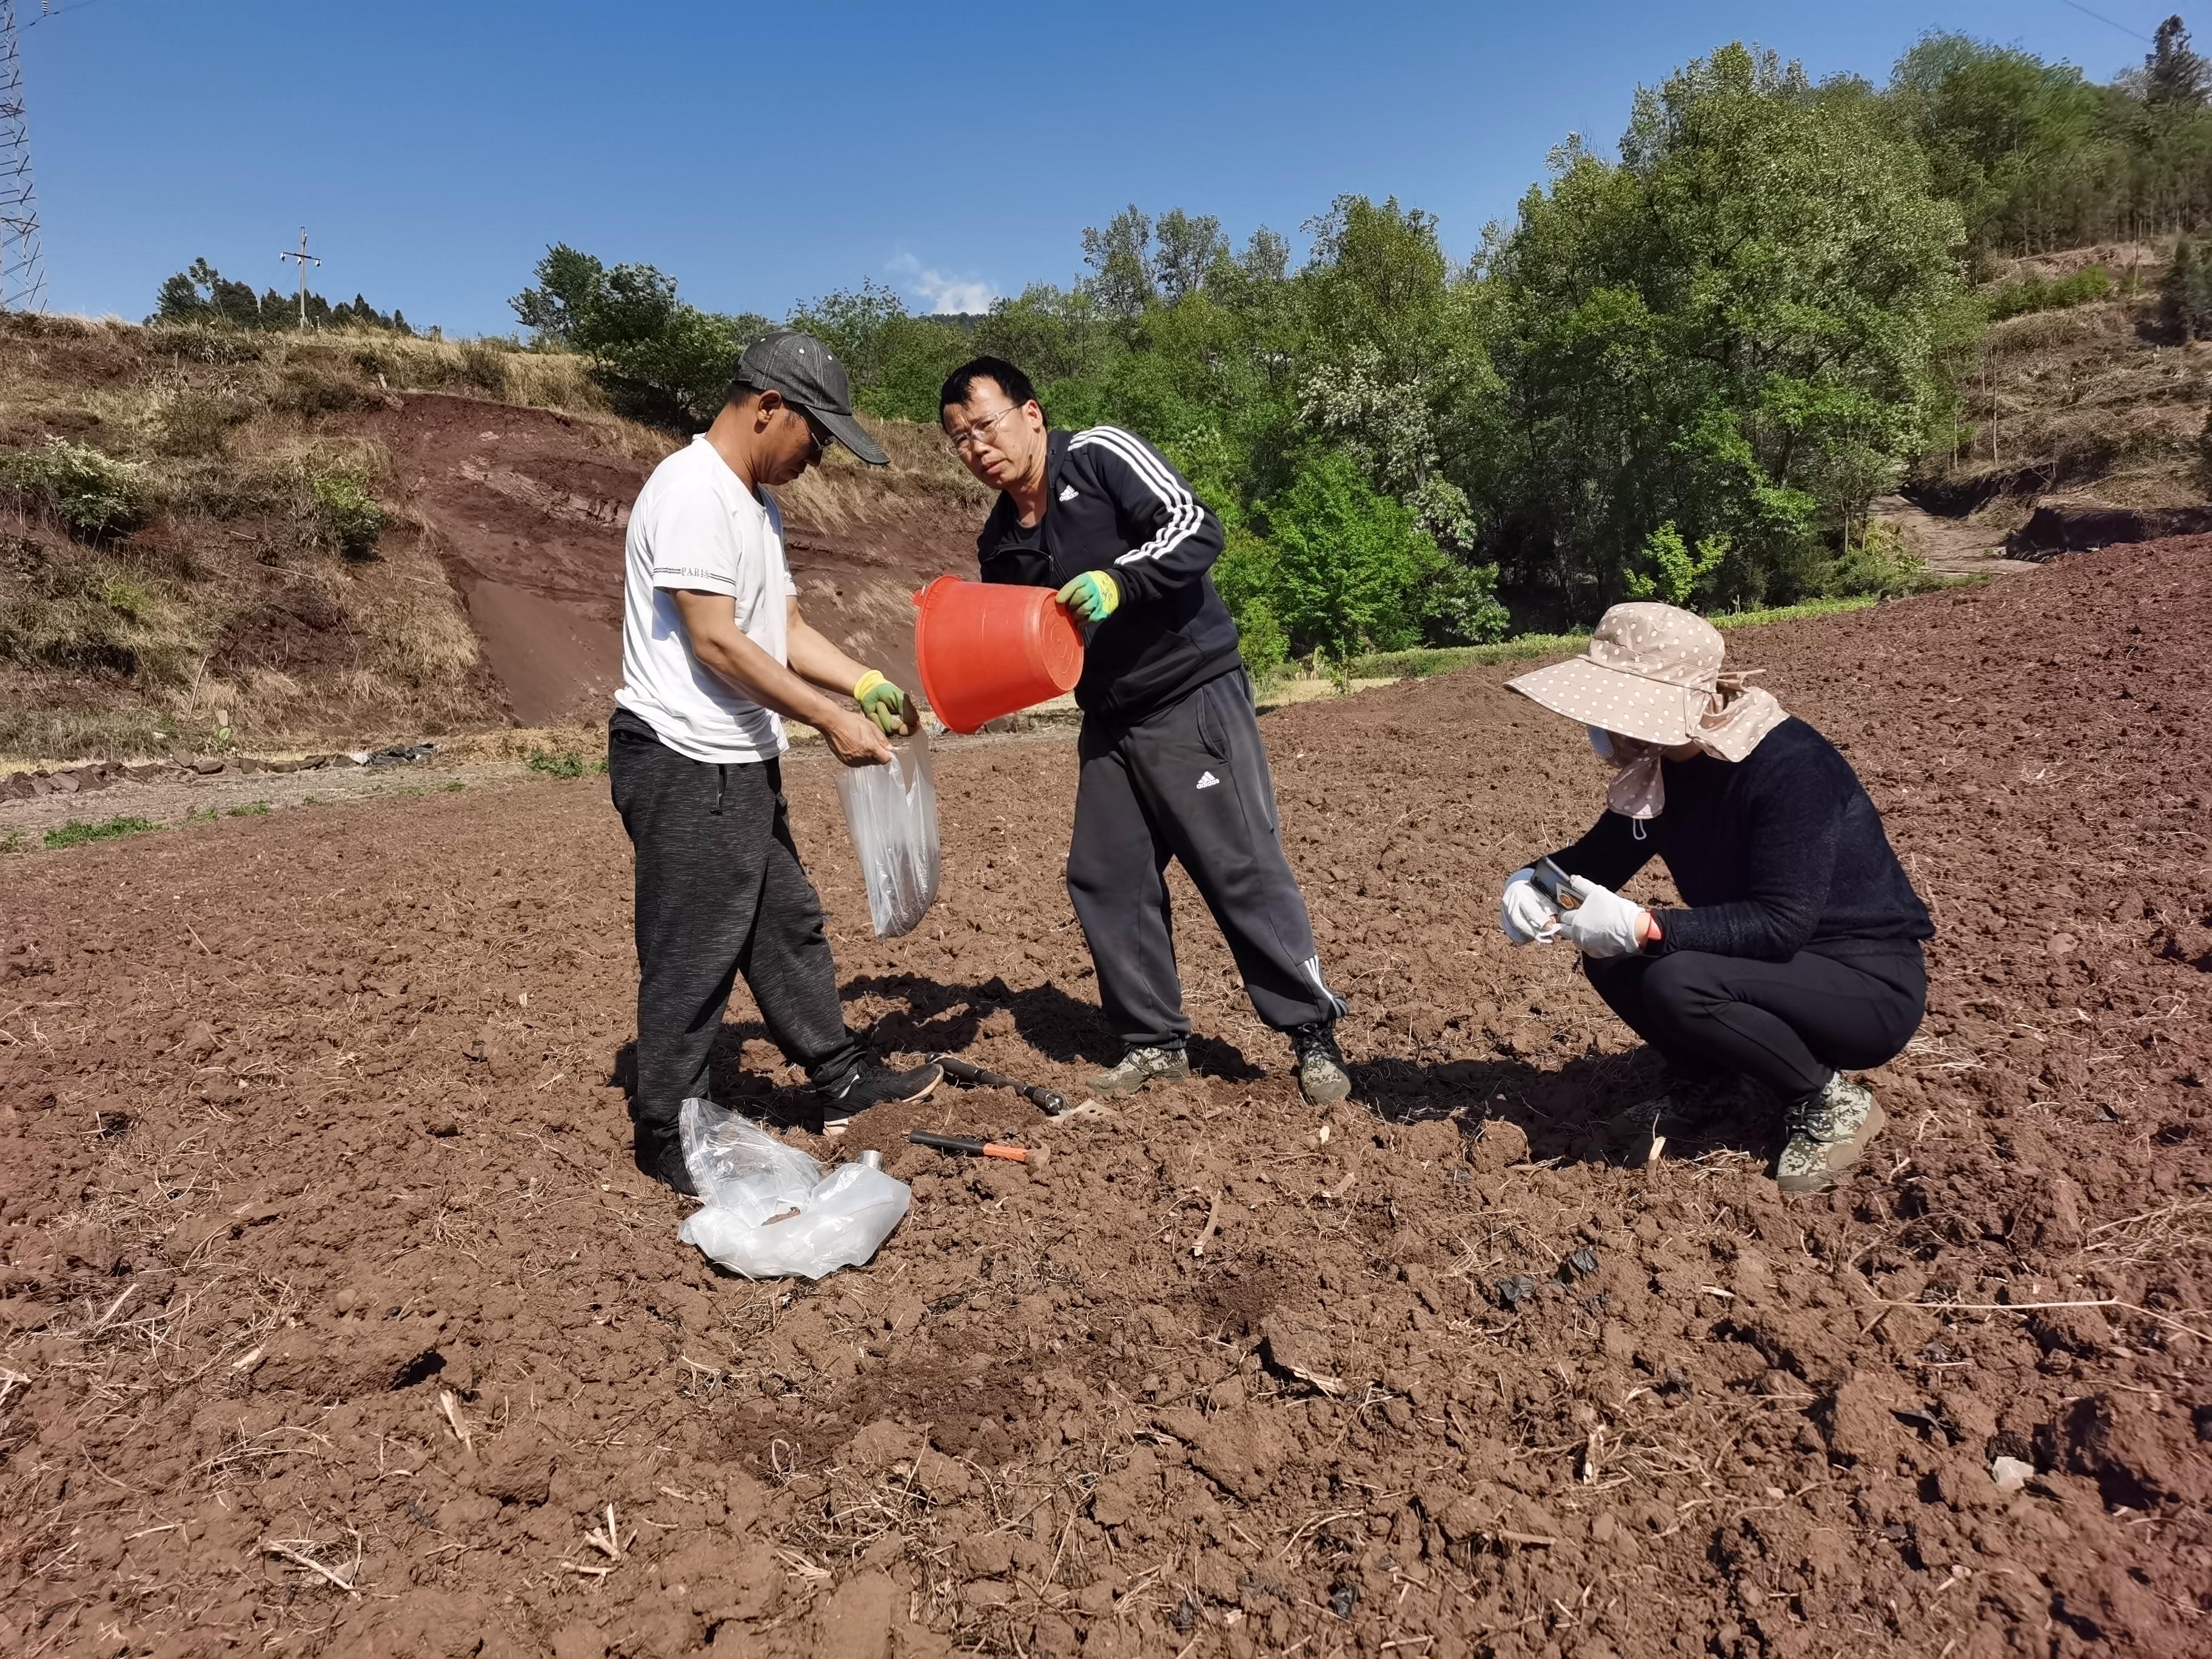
[14,0,2179,335]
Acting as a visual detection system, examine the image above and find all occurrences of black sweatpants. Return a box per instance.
[608,711,862,1133]
[1068,671,1344,1051]
[1583,943,1926,1103]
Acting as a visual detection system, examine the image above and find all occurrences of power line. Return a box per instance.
[2054,0,2153,43]
[25,0,112,26]
[0,1,47,312]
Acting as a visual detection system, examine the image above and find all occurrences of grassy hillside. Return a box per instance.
[0,316,976,762]
[1916,241,2212,524]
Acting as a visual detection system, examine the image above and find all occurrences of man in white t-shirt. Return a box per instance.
[608,330,941,1191]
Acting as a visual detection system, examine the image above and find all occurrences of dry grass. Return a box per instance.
[1929,274,2211,514]
[778,414,988,532]
[0,318,555,755]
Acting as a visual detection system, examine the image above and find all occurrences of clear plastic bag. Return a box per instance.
[834,726,940,937]
[675,1098,911,1280]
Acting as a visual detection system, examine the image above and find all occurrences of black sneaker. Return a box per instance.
[1289,1022,1352,1105]
[636,1130,699,1196]
[814,1059,943,1134]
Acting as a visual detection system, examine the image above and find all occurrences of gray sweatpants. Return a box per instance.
[608,711,863,1133]
[1068,671,1345,1051]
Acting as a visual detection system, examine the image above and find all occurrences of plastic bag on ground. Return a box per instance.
[834,726,940,937]
[675,1097,910,1280]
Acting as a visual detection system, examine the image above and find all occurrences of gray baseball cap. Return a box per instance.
[734,329,888,466]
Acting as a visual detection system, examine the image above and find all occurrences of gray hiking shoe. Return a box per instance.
[1086,1045,1190,1096]
[1290,1022,1352,1106]
[1774,1073,1886,1195]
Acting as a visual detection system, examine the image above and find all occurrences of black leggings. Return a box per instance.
[1583,944,1926,1102]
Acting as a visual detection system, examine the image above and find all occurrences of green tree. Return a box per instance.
[2157,235,2212,339]
[1258,450,1442,657]
[1296,196,1493,554]
[510,245,764,426]
[786,283,970,423]
[1080,206,1157,317]
[150,257,411,333]
[1484,45,1969,611]
[1153,210,1228,304]
[2144,15,2210,109]
[1886,35,2106,256]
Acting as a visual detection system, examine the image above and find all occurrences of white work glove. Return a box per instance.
[1500,868,1561,945]
[1555,876,1651,959]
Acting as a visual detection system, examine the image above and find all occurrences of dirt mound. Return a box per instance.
[2005,498,2212,558]
[349,396,984,726]
[2,541,2208,1657]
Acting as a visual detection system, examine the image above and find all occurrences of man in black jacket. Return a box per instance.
[939,357,1350,1105]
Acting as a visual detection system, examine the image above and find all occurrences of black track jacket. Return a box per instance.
[974,426,1240,722]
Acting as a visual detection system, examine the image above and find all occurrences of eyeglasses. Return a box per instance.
[793,407,833,457]
[944,405,1023,454]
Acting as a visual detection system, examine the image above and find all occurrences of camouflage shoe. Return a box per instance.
[1086,1045,1191,1096]
[1774,1073,1886,1195]
[1290,1022,1353,1106]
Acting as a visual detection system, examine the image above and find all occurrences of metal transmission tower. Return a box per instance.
[278,227,319,329]
[0,1,47,312]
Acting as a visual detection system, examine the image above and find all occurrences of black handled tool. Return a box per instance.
[908,1130,1039,1164]
[930,1053,1070,1116]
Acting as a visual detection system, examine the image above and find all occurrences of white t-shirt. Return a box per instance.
[614,437,798,765]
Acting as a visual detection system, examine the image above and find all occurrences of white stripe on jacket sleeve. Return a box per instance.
[1068,427,1204,567]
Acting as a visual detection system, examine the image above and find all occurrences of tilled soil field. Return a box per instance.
[3,542,2209,1659]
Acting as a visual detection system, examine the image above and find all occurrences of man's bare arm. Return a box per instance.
[671,590,890,766]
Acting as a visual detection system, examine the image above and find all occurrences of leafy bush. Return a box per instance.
[150,386,252,458]
[1258,450,1441,658]
[306,469,387,560]
[1422,558,1510,644]
[2,439,146,538]
[528,748,594,779]
[1985,264,2111,322]
[1233,595,1289,688]
[0,545,188,680]
[1815,524,1937,599]
[1623,522,1730,606]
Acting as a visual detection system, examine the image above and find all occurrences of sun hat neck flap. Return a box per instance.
[1504,602,1789,805]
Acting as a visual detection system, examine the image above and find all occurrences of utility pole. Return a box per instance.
[278,227,319,330]
[0,1,49,312]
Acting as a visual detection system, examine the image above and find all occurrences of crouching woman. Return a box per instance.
[1496,603,1932,1194]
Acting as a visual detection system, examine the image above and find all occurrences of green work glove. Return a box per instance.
[852,669,915,736]
[1056,569,1121,623]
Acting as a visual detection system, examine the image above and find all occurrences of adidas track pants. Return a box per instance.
[1066,669,1346,1051]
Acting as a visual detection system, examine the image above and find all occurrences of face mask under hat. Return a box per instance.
[1509,603,1789,819]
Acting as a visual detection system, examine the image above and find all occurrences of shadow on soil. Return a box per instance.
[609,974,1788,1173]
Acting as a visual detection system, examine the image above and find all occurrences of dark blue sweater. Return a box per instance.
[1547,717,1933,962]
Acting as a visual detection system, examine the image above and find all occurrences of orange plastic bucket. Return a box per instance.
[912,575,1085,734]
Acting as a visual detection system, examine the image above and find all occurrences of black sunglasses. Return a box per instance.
[794,407,834,455]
